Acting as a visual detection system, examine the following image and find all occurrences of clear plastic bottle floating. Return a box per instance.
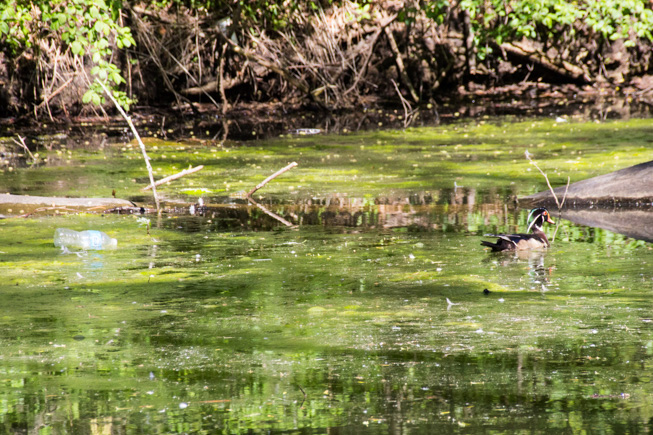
[54,228,118,250]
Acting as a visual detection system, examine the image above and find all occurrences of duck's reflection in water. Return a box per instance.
[486,249,556,292]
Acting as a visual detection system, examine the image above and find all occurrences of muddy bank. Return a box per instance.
[2,87,653,143]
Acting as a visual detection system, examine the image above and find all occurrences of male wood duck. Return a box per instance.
[481,208,555,252]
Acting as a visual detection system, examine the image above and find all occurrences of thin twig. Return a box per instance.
[96,79,161,212]
[248,162,298,197]
[297,384,307,408]
[525,151,570,242]
[550,176,571,242]
[525,151,561,209]
[560,176,571,209]
[12,136,36,162]
[36,76,75,110]
[344,14,397,96]
[391,79,417,128]
[391,79,410,124]
[142,165,204,191]
[218,43,229,116]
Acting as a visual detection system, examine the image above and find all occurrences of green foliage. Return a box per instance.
[0,0,135,110]
[420,0,653,61]
[0,0,34,51]
[421,0,451,25]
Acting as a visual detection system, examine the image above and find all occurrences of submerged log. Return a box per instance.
[0,194,136,217]
[0,194,135,207]
[522,160,653,208]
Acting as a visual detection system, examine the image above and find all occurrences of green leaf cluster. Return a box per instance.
[0,0,135,110]
[421,0,653,59]
[0,0,34,51]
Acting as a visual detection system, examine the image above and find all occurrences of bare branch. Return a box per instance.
[525,151,570,243]
[96,79,161,212]
[248,162,298,197]
[384,26,419,103]
[142,165,204,191]
[525,151,561,210]
[12,135,36,162]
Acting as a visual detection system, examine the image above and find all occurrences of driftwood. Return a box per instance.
[248,162,298,197]
[560,209,653,243]
[0,194,134,207]
[501,42,591,84]
[181,74,241,96]
[523,159,653,207]
[142,165,204,191]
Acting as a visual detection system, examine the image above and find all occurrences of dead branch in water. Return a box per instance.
[248,162,298,197]
[97,79,161,212]
[142,165,204,191]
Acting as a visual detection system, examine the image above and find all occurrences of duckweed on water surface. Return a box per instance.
[2,117,652,201]
[0,117,653,432]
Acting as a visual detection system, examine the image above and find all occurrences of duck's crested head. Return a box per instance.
[526,207,555,232]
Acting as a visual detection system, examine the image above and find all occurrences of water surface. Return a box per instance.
[1,117,653,433]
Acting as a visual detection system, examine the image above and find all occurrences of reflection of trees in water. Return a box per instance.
[303,188,520,230]
[175,191,651,249]
[292,189,515,231]
[180,188,515,231]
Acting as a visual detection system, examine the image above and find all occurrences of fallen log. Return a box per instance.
[522,160,653,208]
[501,42,591,84]
[0,194,135,207]
[0,193,137,217]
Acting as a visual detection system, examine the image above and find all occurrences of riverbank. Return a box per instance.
[2,82,652,142]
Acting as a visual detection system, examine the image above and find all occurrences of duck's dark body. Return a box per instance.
[480,230,550,251]
[481,208,554,252]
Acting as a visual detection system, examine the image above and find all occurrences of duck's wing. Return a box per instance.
[483,233,520,247]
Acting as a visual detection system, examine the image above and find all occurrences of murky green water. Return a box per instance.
[1,117,653,433]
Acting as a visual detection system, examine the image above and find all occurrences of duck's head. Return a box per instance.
[526,207,555,232]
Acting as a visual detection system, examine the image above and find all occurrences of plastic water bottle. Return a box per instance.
[54,228,118,250]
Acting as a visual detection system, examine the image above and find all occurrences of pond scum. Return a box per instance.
[0,117,652,432]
